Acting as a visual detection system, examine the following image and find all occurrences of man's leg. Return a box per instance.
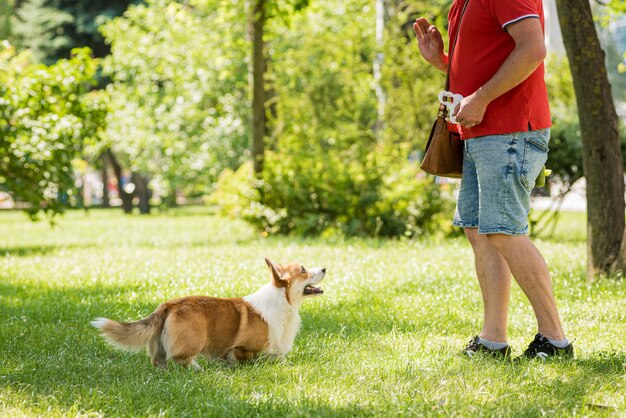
[465,228,511,343]
[487,233,565,341]
[461,130,569,356]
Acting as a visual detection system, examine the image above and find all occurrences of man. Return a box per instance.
[414,0,572,358]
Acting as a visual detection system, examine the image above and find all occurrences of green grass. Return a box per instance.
[1,208,625,417]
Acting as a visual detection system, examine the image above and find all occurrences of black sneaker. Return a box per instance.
[463,335,511,358]
[521,333,574,359]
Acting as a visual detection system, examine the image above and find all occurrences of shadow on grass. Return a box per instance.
[303,298,474,337]
[0,281,389,416]
[2,280,624,417]
[489,351,626,416]
[568,351,626,373]
[0,243,100,257]
[0,235,261,258]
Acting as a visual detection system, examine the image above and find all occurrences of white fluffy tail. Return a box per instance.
[91,315,161,352]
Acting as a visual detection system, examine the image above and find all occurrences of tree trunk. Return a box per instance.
[131,173,151,215]
[101,152,110,208]
[250,0,267,175]
[373,0,388,139]
[616,228,626,273]
[266,59,278,149]
[82,167,91,208]
[106,149,134,214]
[556,0,625,278]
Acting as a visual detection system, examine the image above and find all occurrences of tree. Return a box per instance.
[373,0,388,138]
[101,0,312,200]
[556,0,625,277]
[12,0,138,64]
[12,0,73,64]
[101,0,251,207]
[0,0,15,40]
[249,0,310,176]
[0,45,105,219]
[250,0,267,175]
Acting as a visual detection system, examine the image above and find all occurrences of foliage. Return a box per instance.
[544,55,584,187]
[255,151,456,238]
[545,51,626,176]
[593,0,626,91]
[101,0,250,200]
[602,0,626,15]
[264,0,311,27]
[0,44,105,219]
[11,0,73,64]
[100,0,455,234]
[604,41,626,103]
[206,161,261,220]
[594,8,626,103]
[216,0,454,238]
[11,0,138,64]
[211,161,457,239]
[6,0,555,239]
[0,0,14,40]
[379,0,451,152]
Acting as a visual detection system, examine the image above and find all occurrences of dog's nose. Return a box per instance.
[322,268,326,273]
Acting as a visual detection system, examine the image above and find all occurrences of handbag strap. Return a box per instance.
[444,0,471,91]
[438,0,471,117]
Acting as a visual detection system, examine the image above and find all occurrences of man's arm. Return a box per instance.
[453,18,547,128]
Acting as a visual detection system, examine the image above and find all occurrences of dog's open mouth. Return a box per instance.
[303,285,324,296]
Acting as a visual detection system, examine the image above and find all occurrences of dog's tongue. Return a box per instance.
[304,285,323,295]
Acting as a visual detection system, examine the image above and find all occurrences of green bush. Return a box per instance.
[375,164,457,238]
[210,159,456,238]
[260,153,456,238]
[207,162,261,219]
[0,44,104,219]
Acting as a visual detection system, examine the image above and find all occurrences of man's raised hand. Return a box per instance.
[413,18,447,72]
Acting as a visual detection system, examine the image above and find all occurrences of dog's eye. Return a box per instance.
[301,266,306,273]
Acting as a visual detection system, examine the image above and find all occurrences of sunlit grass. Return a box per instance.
[1,208,624,417]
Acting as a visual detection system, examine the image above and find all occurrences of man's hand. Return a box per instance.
[413,18,447,72]
[452,92,489,129]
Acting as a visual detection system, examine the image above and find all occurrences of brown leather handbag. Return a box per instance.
[420,104,463,178]
[419,0,469,179]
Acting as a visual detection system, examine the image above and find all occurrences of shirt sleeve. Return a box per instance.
[482,0,541,30]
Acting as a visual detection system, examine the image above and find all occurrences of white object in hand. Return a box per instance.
[438,90,464,124]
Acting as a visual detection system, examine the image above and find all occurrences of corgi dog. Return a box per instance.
[91,258,325,369]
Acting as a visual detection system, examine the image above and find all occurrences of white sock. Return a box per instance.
[547,337,570,348]
[478,337,508,350]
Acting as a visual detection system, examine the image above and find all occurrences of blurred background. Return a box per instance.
[1,0,625,239]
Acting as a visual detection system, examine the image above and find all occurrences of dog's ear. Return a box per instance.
[265,257,288,286]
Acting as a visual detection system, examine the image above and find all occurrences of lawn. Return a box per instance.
[1,208,625,417]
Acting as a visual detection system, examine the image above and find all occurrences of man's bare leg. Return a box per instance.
[487,234,565,341]
[465,228,512,343]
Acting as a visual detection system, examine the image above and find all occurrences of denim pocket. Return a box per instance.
[520,132,550,191]
[527,134,549,152]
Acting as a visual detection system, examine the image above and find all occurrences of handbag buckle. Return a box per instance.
[437,104,447,118]
[438,90,463,124]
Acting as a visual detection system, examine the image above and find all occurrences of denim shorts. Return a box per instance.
[452,129,550,235]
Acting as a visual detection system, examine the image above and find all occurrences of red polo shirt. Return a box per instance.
[448,0,551,139]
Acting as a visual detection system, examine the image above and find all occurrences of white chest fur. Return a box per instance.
[243,283,302,356]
